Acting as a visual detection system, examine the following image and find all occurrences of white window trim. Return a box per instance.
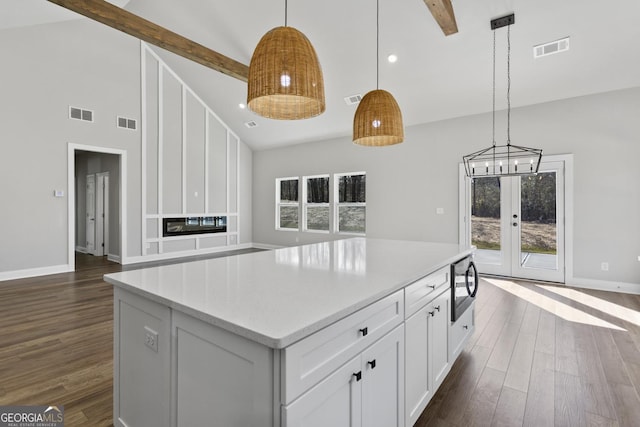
[275,177,300,231]
[334,172,366,235]
[303,174,331,234]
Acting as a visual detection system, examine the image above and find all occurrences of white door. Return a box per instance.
[460,157,568,282]
[95,172,109,256]
[86,174,96,254]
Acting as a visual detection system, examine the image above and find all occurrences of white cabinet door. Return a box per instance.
[405,289,451,427]
[449,304,475,361]
[430,291,451,391]
[362,325,405,427]
[405,307,431,427]
[284,357,362,427]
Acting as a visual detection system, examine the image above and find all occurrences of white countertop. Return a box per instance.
[104,238,472,348]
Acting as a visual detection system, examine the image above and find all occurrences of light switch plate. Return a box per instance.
[436,208,444,215]
[54,190,64,197]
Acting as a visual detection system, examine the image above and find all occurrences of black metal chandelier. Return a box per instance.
[463,14,542,178]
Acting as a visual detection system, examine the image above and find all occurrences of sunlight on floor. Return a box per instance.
[537,284,640,328]
[485,278,626,331]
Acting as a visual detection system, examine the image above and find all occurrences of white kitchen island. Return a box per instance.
[104,238,475,427]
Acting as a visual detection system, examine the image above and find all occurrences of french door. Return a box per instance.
[459,158,567,283]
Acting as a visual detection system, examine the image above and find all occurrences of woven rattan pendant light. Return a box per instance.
[353,0,404,146]
[247,0,325,120]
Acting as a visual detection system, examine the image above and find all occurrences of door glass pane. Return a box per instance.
[520,172,557,270]
[471,177,501,265]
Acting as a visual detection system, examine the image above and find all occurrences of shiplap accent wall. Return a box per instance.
[141,43,240,256]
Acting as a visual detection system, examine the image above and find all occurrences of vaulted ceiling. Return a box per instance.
[4,0,640,150]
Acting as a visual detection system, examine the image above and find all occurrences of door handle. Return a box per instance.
[353,371,362,382]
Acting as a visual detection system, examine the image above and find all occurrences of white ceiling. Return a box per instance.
[4,0,640,150]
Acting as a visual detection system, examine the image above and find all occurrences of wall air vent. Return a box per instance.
[245,121,258,128]
[69,106,94,122]
[117,116,137,130]
[534,37,570,58]
[344,94,363,105]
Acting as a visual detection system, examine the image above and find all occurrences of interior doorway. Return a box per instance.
[68,144,126,271]
[459,155,573,283]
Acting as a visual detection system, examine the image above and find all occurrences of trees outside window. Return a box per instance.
[304,175,330,232]
[335,173,366,234]
[276,172,366,234]
[276,177,299,230]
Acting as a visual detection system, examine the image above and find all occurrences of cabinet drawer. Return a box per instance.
[405,267,449,318]
[282,289,404,404]
[449,303,474,360]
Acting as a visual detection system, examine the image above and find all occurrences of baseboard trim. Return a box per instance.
[566,277,640,295]
[108,254,122,264]
[76,246,88,254]
[251,242,283,250]
[0,264,74,282]
[121,243,256,265]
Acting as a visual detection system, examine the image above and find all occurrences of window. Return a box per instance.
[304,175,330,232]
[335,172,366,234]
[276,177,299,230]
[276,172,366,234]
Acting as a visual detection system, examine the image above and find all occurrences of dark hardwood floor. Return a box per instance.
[2,255,640,426]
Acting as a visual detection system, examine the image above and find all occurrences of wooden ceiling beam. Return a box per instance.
[423,0,458,36]
[47,0,249,82]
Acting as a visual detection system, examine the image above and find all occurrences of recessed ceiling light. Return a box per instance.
[387,54,398,63]
[238,103,246,109]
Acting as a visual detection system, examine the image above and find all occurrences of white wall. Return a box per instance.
[253,88,640,286]
[0,19,140,275]
[0,19,252,279]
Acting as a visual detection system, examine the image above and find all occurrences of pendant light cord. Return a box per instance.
[506,24,511,145]
[284,0,288,26]
[376,0,380,89]
[492,29,496,147]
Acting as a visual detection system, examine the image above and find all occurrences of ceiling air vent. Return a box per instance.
[117,116,137,130]
[69,106,94,122]
[344,94,363,105]
[244,121,258,128]
[534,37,570,58]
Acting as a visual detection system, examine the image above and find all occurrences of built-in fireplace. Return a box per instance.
[163,216,227,237]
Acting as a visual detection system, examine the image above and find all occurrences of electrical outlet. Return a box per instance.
[601,262,609,272]
[144,326,158,352]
